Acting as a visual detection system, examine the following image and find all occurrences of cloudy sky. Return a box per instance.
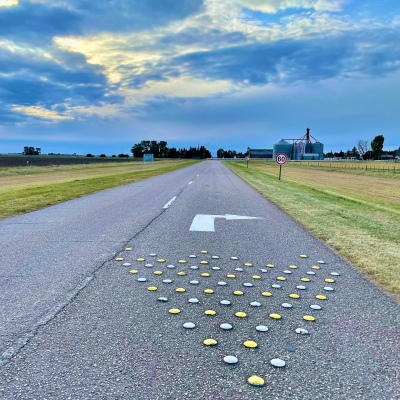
[1,0,399,156]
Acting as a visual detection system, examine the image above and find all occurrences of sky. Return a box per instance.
[0,0,399,157]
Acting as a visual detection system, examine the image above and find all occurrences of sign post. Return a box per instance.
[275,153,288,180]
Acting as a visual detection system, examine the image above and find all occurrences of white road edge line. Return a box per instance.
[163,196,177,209]
[188,181,193,185]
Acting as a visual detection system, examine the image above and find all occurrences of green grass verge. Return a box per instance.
[226,161,400,299]
[0,161,199,220]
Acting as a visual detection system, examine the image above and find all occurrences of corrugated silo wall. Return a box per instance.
[312,143,324,159]
[273,140,291,159]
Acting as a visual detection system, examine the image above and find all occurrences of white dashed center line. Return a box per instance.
[163,196,177,209]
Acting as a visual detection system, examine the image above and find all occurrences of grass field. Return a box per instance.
[226,160,400,300]
[0,160,198,220]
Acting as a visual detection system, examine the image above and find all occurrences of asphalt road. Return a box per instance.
[0,161,399,400]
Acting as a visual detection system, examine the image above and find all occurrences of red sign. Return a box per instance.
[275,153,288,165]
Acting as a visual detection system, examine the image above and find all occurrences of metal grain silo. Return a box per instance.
[311,142,324,160]
[273,140,292,159]
[293,142,306,160]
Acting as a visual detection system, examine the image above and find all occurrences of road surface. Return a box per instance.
[0,161,399,399]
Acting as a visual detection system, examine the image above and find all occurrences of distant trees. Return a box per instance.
[131,140,168,158]
[370,135,384,160]
[23,146,41,155]
[345,147,360,159]
[216,149,245,158]
[130,141,211,159]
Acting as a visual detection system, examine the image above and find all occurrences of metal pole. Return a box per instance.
[279,165,282,180]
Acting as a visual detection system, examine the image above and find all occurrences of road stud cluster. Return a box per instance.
[113,250,341,387]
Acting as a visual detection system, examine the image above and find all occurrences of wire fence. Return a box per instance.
[294,161,399,172]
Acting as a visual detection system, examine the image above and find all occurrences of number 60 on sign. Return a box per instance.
[275,153,288,165]
[275,153,288,180]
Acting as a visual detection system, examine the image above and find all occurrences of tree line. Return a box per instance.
[216,149,247,158]
[131,140,211,159]
[328,135,399,160]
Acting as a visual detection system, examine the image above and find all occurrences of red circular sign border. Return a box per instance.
[275,153,288,165]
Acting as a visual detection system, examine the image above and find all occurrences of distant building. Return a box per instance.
[248,149,273,159]
[379,154,394,160]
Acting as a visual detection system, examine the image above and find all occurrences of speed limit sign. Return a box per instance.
[275,153,288,180]
[275,153,288,165]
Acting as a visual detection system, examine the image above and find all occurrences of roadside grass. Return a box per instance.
[226,161,400,299]
[0,160,198,220]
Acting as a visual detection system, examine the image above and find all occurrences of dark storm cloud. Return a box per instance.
[121,27,247,89]
[0,104,26,123]
[170,28,400,85]
[0,2,82,44]
[0,47,123,108]
[0,0,204,45]
[72,0,205,33]
[0,47,105,85]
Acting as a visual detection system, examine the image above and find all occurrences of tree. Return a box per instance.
[346,147,359,159]
[363,150,373,160]
[23,146,41,155]
[357,140,369,158]
[370,135,384,160]
[325,150,334,158]
[217,148,224,158]
[167,147,178,158]
[200,146,211,158]
[159,141,168,157]
[150,140,160,157]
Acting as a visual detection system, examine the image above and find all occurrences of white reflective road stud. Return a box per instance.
[271,359,286,367]
[224,356,238,364]
[256,325,269,332]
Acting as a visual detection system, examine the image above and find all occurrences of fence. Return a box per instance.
[294,161,399,172]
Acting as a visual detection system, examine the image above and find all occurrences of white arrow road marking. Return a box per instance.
[189,214,262,232]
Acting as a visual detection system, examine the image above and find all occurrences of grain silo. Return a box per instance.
[278,128,324,160]
[273,140,292,159]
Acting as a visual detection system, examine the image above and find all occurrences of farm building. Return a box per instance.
[248,148,273,159]
[273,128,324,160]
